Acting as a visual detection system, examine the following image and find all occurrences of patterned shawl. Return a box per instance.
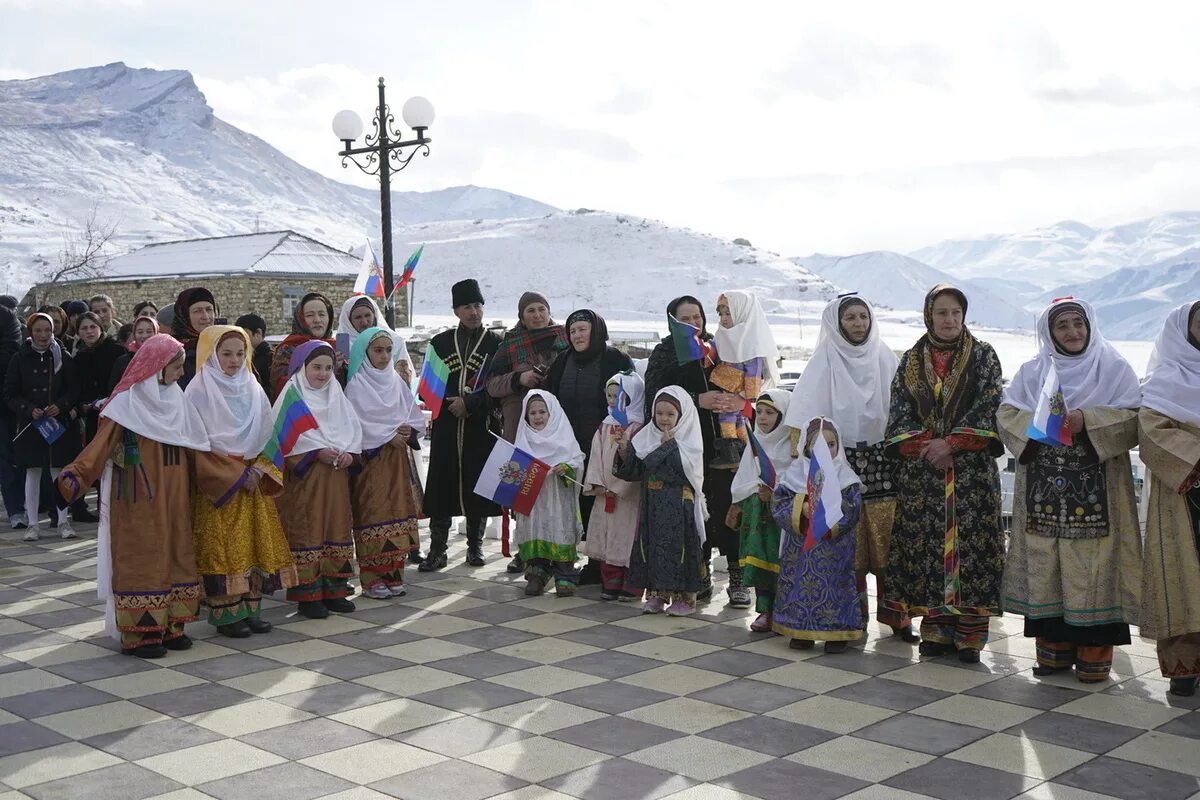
[490,321,567,377]
[904,285,977,435]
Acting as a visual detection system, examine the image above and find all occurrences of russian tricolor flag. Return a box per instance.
[1027,361,1073,447]
[745,426,777,490]
[353,240,386,299]
[803,429,846,552]
[474,436,551,515]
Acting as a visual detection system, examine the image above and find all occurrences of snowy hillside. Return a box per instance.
[395,211,838,325]
[910,212,1200,289]
[794,251,1031,330]
[0,63,554,292]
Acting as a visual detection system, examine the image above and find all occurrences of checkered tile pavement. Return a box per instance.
[1,523,1198,800]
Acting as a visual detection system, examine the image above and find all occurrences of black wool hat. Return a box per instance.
[451,279,485,308]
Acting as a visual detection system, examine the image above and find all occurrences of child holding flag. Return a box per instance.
[771,418,864,652]
[616,386,707,616]
[709,291,779,469]
[582,372,646,601]
[512,390,585,596]
[728,389,794,632]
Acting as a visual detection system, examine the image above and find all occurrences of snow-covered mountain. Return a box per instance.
[396,211,837,325]
[910,212,1200,289]
[0,62,554,291]
[793,250,1031,330]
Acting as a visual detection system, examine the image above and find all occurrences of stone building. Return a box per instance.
[29,230,408,331]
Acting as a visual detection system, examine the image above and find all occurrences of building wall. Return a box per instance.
[32,275,410,333]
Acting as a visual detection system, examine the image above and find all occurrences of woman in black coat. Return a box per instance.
[3,313,81,541]
[72,312,125,444]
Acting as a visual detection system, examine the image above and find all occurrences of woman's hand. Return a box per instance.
[922,438,954,470]
[1065,410,1085,434]
[519,370,542,389]
[335,453,353,470]
[333,351,349,370]
[30,407,44,420]
[44,404,60,418]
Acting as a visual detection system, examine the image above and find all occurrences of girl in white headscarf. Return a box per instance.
[616,386,707,616]
[344,327,426,600]
[581,371,646,601]
[999,297,1142,684]
[785,294,915,642]
[709,290,780,472]
[185,326,297,639]
[728,389,794,632]
[1137,302,1200,697]
[513,390,586,597]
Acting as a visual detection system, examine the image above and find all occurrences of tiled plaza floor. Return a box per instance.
[1,522,1198,800]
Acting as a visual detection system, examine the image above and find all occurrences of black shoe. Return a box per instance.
[466,546,485,567]
[525,572,549,596]
[957,648,981,664]
[298,600,329,619]
[323,597,356,614]
[823,640,848,654]
[163,634,193,651]
[246,617,272,634]
[709,438,745,470]
[72,507,99,523]
[125,643,167,659]
[407,550,425,566]
[217,621,252,638]
[506,554,525,574]
[1169,677,1199,697]
[419,550,447,572]
[892,624,920,644]
[918,641,956,657]
[1032,664,1068,677]
[599,590,620,602]
[789,639,815,650]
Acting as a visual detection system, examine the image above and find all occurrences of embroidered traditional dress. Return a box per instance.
[344,328,426,592]
[184,326,297,628]
[883,286,1005,652]
[1000,299,1142,682]
[57,335,246,654]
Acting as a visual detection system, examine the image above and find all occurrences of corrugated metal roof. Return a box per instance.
[98,230,359,280]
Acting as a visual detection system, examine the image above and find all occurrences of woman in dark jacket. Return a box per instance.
[547,309,633,549]
[3,313,81,541]
[72,312,125,443]
[172,287,218,389]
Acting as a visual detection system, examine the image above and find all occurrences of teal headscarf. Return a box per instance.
[347,326,395,382]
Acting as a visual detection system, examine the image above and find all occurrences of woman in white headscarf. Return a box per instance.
[786,294,914,642]
[272,340,363,620]
[581,371,646,601]
[728,389,795,632]
[709,290,780,473]
[344,327,426,600]
[1000,297,1142,684]
[1138,302,1200,697]
[57,334,246,658]
[616,386,708,616]
[512,390,586,597]
[185,325,297,638]
[336,295,415,384]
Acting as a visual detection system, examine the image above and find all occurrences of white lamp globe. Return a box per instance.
[402,96,435,130]
[332,110,364,141]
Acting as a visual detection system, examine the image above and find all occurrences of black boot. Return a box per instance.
[71,499,98,523]
[465,517,486,567]
[710,438,744,470]
[419,518,450,572]
[506,554,525,574]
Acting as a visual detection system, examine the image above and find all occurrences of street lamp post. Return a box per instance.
[332,79,435,327]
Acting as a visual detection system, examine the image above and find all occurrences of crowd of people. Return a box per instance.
[1,281,1198,701]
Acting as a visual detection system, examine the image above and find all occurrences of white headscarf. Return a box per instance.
[731,389,794,503]
[515,390,585,472]
[1142,301,1200,426]
[713,290,780,387]
[602,371,646,427]
[336,295,415,378]
[184,327,272,458]
[786,295,898,446]
[1004,297,1141,413]
[631,386,708,536]
[779,417,862,496]
[345,329,426,450]
[272,346,363,456]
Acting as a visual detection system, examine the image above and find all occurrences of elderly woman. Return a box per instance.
[882,285,1005,663]
[171,287,218,389]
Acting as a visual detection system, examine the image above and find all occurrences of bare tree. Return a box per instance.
[44,205,119,284]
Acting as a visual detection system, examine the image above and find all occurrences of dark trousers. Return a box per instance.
[703,466,737,561]
[0,414,24,517]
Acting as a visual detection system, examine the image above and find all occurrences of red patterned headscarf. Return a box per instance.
[110,334,184,397]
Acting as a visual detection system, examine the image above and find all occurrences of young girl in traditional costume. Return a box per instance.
[728,389,794,632]
[185,326,297,638]
[772,417,864,652]
[272,341,363,619]
[582,371,646,601]
[57,334,248,657]
[709,290,779,470]
[616,386,707,616]
[513,390,585,597]
[344,327,426,599]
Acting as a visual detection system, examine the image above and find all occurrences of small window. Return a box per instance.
[281,286,303,319]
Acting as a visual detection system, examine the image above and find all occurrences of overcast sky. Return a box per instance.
[4,0,1200,256]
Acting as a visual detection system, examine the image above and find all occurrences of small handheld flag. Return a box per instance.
[802,428,845,552]
[262,385,320,469]
[669,315,705,365]
[610,376,630,427]
[353,240,386,299]
[745,426,777,491]
[468,353,490,395]
[34,416,65,445]
[474,436,552,515]
[396,245,424,290]
[418,346,450,420]
[1027,362,1073,447]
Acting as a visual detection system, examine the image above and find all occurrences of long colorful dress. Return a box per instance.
[882,286,1005,652]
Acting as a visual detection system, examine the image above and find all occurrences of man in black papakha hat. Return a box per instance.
[419,279,503,571]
